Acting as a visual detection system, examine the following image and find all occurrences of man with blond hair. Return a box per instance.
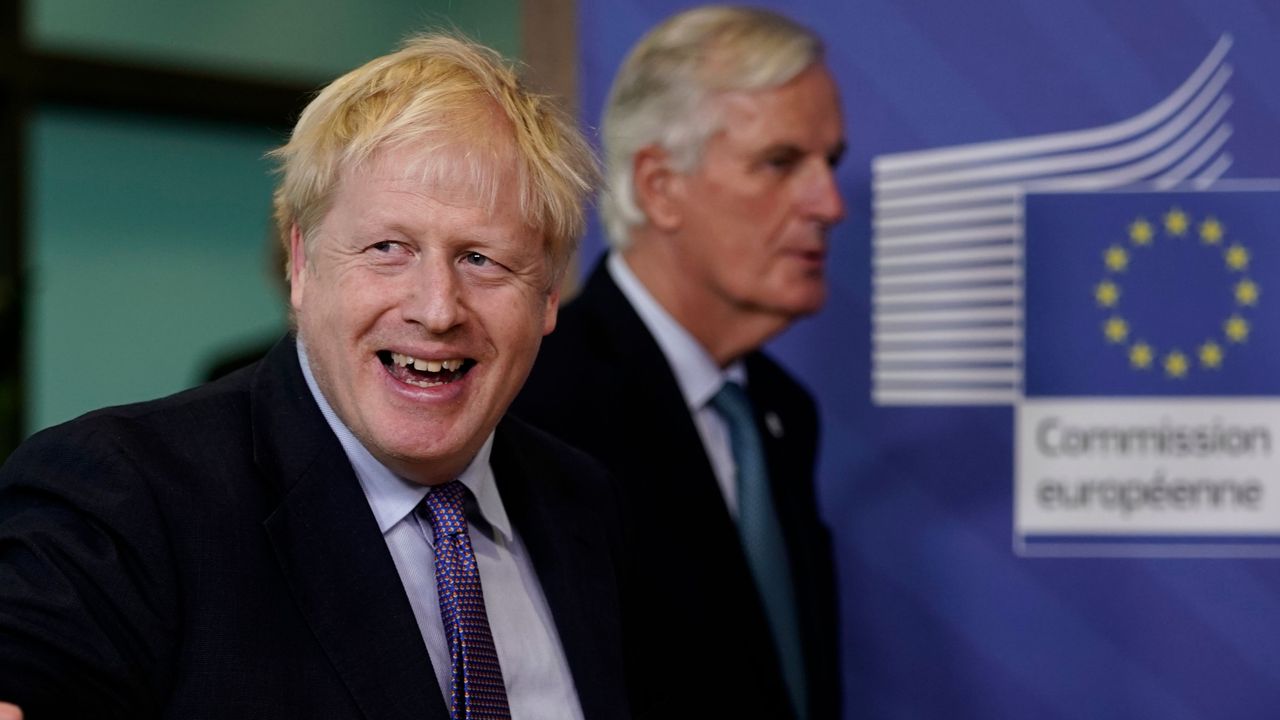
[515,6,845,719]
[0,34,627,720]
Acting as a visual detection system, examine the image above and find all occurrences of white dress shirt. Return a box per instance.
[607,251,746,517]
[297,342,584,720]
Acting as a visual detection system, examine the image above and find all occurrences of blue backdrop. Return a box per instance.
[578,2,1280,717]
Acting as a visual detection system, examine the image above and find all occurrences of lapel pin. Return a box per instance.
[765,411,784,439]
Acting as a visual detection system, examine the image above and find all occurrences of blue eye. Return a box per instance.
[371,241,397,253]
[464,252,491,266]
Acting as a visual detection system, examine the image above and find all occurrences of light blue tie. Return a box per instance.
[710,381,807,720]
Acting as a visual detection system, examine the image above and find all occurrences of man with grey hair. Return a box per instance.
[514,5,845,719]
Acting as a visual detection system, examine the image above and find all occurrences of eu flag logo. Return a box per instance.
[1024,187,1280,396]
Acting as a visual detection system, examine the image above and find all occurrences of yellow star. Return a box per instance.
[1164,350,1190,378]
[1103,245,1129,272]
[1225,243,1250,271]
[1224,314,1251,343]
[1235,279,1260,306]
[1103,316,1129,343]
[1164,207,1189,236]
[1095,280,1120,307]
[1129,218,1155,246]
[1199,217,1224,245]
[1129,341,1154,369]
[1199,341,1224,369]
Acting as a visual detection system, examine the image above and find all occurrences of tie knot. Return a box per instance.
[710,381,754,426]
[424,480,469,541]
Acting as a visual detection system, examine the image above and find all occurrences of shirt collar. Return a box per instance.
[295,339,512,542]
[607,251,745,410]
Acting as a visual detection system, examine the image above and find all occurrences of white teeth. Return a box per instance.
[443,359,463,371]
[426,360,443,373]
[412,358,428,372]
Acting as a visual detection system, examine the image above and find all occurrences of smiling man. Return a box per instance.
[513,7,845,720]
[0,35,626,720]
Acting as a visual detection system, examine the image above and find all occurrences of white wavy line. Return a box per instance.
[873,306,1022,325]
[874,244,1021,269]
[873,286,1021,305]
[874,368,1021,383]
[874,204,1022,232]
[873,35,1233,176]
[874,265,1020,289]
[873,389,1019,405]
[874,327,1021,344]
[1035,121,1231,193]
[873,223,1020,249]
[1155,129,1233,188]
[875,185,1024,215]
[874,348,1021,363]
[875,82,1233,195]
[1193,154,1234,188]
[879,104,1230,210]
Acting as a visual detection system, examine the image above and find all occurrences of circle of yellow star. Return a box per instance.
[1163,350,1190,378]
[1235,279,1260,306]
[1225,243,1250,271]
[1199,217,1224,245]
[1095,280,1120,307]
[1103,316,1129,344]
[1104,245,1129,272]
[1129,218,1155,246]
[1224,314,1250,343]
[1199,341,1224,369]
[1129,341,1154,369]
[1164,207,1189,236]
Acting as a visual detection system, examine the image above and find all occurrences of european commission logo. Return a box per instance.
[1017,187,1280,557]
[1024,188,1280,398]
[871,35,1240,406]
[867,34,1280,557]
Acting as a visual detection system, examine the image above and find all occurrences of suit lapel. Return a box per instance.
[577,264,724,495]
[251,337,449,720]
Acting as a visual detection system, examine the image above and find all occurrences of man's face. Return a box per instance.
[670,62,845,323]
[290,142,558,485]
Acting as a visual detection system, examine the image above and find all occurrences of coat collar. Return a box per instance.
[251,336,449,720]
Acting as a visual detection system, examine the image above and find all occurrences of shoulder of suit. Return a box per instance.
[5,368,256,485]
[746,351,816,405]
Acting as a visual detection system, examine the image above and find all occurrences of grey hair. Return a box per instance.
[599,5,824,249]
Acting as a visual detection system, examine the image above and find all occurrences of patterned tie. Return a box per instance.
[423,481,511,720]
[710,381,808,720]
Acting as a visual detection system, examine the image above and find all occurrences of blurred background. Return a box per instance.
[5,1,1280,719]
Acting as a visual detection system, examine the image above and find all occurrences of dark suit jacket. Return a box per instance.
[512,260,840,719]
[0,336,628,720]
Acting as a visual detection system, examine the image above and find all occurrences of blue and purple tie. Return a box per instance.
[424,481,511,720]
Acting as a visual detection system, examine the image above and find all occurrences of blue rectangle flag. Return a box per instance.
[1024,186,1280,396]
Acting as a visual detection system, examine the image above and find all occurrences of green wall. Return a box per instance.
[31,0,520,79]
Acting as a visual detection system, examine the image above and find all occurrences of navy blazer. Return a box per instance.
[513,261,841,719]
[0,336,628,720]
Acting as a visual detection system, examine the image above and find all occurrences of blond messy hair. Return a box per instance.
[601,6,823,248]
[270,33,598,280]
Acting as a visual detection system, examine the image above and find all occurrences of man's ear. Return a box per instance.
[288,224,307,312]
[542,286,560,336]
[632,146,685,232]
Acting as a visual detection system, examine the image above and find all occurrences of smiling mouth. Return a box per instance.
[378,351,475,388]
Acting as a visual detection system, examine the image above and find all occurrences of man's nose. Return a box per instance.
[404,258,467,333]
[800,161,846,226]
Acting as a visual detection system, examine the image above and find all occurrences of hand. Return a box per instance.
[0,702,22,720]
